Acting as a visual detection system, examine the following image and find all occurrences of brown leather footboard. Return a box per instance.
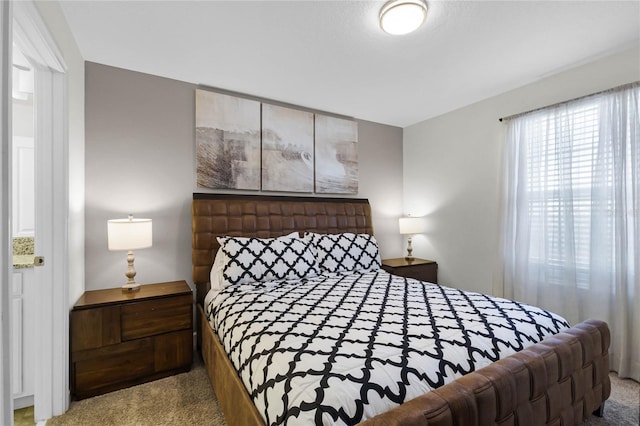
[359,319,611,426]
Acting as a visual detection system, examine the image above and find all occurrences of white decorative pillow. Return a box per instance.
[218,235,319,286]
[305,232,381,273]
[209,249,227,295]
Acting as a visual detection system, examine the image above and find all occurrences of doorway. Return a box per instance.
[11,44,36,417]
[2,1,70,425]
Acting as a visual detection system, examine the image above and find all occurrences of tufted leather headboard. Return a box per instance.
[191,193,374,305]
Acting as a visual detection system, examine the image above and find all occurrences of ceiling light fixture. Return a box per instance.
[379,0,428,35]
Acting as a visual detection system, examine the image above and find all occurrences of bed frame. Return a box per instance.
[192,193,610,426]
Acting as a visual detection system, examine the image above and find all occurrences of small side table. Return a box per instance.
[70,281,193,399]
[381,258,438,283]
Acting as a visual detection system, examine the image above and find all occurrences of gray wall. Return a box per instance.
[403,44,640,296]
[85,62,403,291]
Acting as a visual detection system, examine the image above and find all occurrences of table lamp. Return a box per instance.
[399,216,424,261]
[108,214,152,292]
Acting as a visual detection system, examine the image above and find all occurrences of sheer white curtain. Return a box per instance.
[499,83,639,380]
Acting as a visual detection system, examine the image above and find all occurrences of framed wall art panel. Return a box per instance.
[315,115,358,194]
[261,104,314,192]
[195,89,261,190]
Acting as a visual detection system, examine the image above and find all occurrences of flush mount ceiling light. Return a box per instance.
[379,0,428,35]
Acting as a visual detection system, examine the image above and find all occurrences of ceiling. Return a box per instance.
[59,0,640,128]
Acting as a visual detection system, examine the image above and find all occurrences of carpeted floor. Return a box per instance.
[46,356,226,426]
[583,373,640,426]
[44,356,638,426]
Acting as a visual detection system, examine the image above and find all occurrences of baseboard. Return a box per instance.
[13,394,34,410]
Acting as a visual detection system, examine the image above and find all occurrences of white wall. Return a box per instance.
[403,44,640,295]
[35,0,85,307]
[85,63,403,291]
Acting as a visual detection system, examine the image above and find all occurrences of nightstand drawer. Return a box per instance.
[71,305,121,352]
[73,338,154,396]
[121,294,192,340]
[154,329,193,371]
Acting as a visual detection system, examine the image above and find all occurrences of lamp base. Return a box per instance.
[121,250,140,292]
[121,283,141,292]
[404,235,414,261]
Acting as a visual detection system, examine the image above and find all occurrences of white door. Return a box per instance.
[11,136,34,238]
[5,2,70,424]
[11,47,36,411]
[11,269,35,410]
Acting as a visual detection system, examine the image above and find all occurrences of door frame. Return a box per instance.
[2,1,69,424]
[1,1,14,423]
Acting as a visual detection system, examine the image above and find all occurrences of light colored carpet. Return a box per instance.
[45,358,638,426]
[582,373,639,426]
[46,356,226,426]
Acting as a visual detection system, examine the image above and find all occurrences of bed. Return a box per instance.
[192,193,611,426]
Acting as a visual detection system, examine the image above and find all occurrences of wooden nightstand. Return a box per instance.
[70,281,193,399]
[382,258,438,283]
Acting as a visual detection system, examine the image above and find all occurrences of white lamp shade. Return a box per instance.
[108,217,153,251]
[380,0,427,35]
[399,217,425,235]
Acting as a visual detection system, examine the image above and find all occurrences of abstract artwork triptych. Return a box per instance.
[195,89,358,194]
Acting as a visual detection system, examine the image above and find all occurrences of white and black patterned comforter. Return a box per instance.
[205,270,569,425]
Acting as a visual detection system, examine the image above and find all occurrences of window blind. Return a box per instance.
[521,98,623,288]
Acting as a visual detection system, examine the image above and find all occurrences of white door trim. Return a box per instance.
[12,2,65,73]
[1,1,15,425]
[12,1,70,422]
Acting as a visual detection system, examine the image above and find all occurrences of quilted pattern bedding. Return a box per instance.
[205,270,569,425]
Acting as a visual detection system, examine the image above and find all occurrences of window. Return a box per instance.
[523,100,606,288]
[500,83,639,379]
